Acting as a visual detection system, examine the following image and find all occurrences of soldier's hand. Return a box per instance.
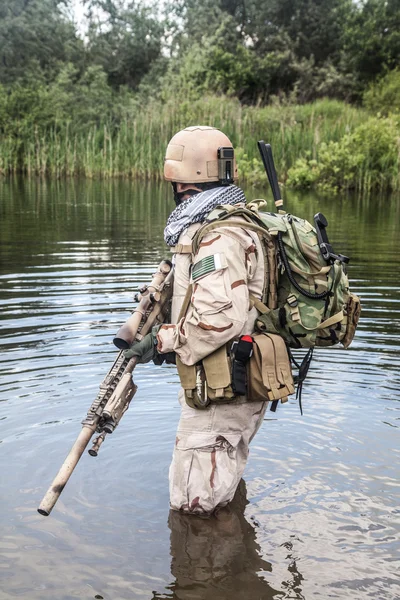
[124,325,161,364]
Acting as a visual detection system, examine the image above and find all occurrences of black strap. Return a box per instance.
[231,336,253,396]
[289,347,314,415]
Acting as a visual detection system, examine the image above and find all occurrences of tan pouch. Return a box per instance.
[248,333,295,403]
[203,345,235,401]
[341,293,361,349]
[176,344,234,409]
[176,358,208,409]
[177,333,295,408]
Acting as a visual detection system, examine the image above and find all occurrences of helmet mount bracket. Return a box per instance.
[217,146,234,185]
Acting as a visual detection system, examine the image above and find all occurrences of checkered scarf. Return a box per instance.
[164,185,246,247]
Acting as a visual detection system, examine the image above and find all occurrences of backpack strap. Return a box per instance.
[192,218,272,255]
[170,243,193,254]
[177,284,193,321]
[317,310,344,329]
[249,293,270,314]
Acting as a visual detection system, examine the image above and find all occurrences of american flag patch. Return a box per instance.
[192,253,226,282]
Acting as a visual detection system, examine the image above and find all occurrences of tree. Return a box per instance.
[0,0,83,85]
[85,0,165,90]
[163,0,358,102]
[345,0,400,85]
[267,0,353,64]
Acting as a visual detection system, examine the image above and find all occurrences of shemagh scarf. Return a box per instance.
[164,185,246,247]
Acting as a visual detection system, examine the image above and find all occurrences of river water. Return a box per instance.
[0,178,399,600]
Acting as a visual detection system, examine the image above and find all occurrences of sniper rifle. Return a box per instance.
[37,259,173,516]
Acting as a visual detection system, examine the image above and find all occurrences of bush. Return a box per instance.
[235,148,265,186]
[287,115,400,192]
[363,69,400,115]
[286,155,321,188]
[293,58,357,104]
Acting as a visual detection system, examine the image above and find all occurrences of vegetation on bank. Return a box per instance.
[1,0,400,192]
[1,91,400,193]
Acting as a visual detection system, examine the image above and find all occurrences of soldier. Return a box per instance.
[125,126,268,515]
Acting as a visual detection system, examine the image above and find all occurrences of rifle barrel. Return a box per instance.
[37,424,96,516]
[37,257,173,517]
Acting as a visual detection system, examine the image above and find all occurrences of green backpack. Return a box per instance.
[192,200,361,414]
[193,140,361,410]
[194,201,361,352]
[191,200,361,412]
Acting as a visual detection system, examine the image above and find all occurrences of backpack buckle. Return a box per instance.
[205,207,229,223]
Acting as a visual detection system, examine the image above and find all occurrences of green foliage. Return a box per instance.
[262,0,353,65]
[160,37,296,105]
[363,69,400,115]
[235,149,264,186]
[0,0,83,85]
[1,0,400,107]
[164,0,358,103]
[0,91,368,185]
[292,58,357,103]
[0,64,135,136]
[286,156,320,189]
[85,0,164,90]
[0,0,399,190]
[344,0,400,86]
[288,115,400,192]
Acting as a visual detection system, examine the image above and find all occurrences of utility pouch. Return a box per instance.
[341,293,361,349]
[176,344,235,409]
[247,333,295,403]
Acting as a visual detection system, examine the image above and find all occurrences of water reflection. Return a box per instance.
[154,481,283,600]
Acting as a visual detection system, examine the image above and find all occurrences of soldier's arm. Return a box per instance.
[157,229,257,365]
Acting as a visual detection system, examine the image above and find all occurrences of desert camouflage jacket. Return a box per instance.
[157,216,265,366]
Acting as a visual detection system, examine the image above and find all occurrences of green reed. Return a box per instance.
[1,96,398,191]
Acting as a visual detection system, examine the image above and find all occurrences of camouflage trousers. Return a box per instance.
[169,389,267,514]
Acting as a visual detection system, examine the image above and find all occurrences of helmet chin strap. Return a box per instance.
[171,182,222,206]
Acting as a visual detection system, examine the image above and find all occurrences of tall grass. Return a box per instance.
[1,96,398,191]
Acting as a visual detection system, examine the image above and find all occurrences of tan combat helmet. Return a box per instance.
[164,125,238,184]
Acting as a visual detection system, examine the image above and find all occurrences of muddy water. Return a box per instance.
[0,178,399,600]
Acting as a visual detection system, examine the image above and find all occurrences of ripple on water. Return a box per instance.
[0,181,399,600]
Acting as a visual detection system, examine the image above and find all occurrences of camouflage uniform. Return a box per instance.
[157,215,268,515]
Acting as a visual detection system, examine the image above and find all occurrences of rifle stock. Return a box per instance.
[38,260,173,516]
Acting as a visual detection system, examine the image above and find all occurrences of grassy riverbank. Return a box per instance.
[1,96,399,193]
